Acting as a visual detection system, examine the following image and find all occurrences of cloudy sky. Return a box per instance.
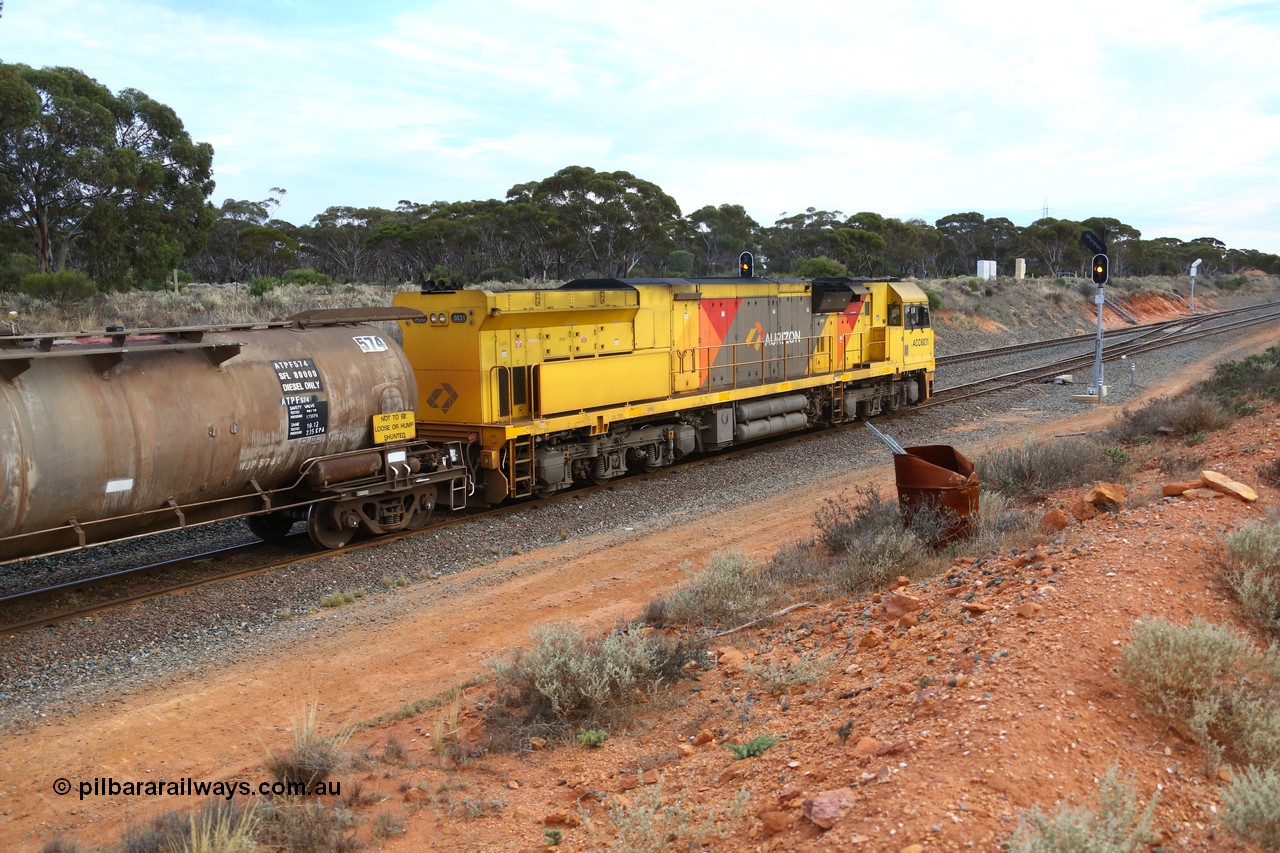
[4,0,1279,254]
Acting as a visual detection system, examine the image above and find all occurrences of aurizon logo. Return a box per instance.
[745,323,802,351]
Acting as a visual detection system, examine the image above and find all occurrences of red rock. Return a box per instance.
[1162,479,1203,496]
[716,647,747,675]
[543,809,580,827]
[859,628,886,648]
[1015,602,1043,619]
[1039,509,1069,534]
[1201,470,1258,502]
[759,809,790,836]
[1182,487,1220,500]
[960,602,991,615]
[777,784,804,803]
[1071,499,1100,521]
[641,768,659,785]
[1086,482,1126,511]
[852,736,886,758]
[802,790,855,829]
[882,591,922,620]
[692,729,715,746]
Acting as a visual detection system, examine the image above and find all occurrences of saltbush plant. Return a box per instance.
[597,780,748,853]
[1219,522,1280,636]
[648,551,785,628]
[1008,767,1157,853]
[1120,617,1280,770]
[1107,394,1229,443]
[1220,766,1280,849]
[975,437,1113,500]
[487,622,698,736]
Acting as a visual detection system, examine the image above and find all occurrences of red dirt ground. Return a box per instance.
[3,306,1278,852]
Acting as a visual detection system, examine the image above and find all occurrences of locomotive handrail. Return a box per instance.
[668,332,848,394]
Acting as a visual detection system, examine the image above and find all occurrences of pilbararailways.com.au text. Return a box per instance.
[52,776,341,801]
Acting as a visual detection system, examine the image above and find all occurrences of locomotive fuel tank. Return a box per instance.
[0,318,418,561]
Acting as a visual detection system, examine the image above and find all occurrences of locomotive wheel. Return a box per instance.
[246,512,295,543]
[307,502,357,550]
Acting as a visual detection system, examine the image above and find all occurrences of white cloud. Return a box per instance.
[2,0,1279,251]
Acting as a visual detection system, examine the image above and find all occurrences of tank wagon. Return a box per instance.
[395,275,934,504]
[0,308,468,564]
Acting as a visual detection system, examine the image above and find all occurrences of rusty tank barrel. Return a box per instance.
[0,321,416,560]
[893,445,980,546]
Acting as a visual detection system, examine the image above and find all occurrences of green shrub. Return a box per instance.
[793,256,847,278]
[599,780,748,853]
[1219,523,1280,635]
[975,437,1112,500]
[1198,345,1280,409]
[1120,617,1280,769]
[814,487,941,594]
[726,734,778,759]
[577,728,608,748]
[649,551,785,628]
[814,486,906,554]
[1008,767,1157,853]
[488,622,699,730]
[248,276,282,297]
[18,269,97,304]
[925,288,941,311]
[282,268,334,287]
[1,252,39,292]
[743,653,833,694]
[1220,767,1280,849]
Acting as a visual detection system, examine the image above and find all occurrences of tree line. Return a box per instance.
[3,63,1278,300]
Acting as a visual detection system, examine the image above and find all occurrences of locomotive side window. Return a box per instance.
[905,305,931,329]
[887,302,902,326]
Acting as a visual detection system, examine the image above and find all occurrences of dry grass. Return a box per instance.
[265,704,351,788]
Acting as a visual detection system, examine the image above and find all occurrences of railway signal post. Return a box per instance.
[1089,253,1109,401]
[1074,231,1110,403]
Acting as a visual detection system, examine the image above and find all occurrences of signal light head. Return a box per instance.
[738,251,754,278]
[1091,253,1109,286]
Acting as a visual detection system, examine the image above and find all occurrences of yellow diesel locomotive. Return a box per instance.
[395,275,934,503]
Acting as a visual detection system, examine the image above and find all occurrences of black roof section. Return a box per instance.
[561,275,898,290]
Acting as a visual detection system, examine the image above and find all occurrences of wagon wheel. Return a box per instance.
[403,489,436,531]
[246,512,295,543]
[307,502,356,550]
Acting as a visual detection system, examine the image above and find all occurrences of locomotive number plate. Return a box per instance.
[372,410,416,444]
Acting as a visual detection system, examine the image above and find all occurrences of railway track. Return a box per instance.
[929,303,1280,406]
[4,299,1278,635]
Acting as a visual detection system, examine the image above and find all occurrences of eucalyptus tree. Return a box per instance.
[686,203,759,274]
[299,206,392,282]
[0,63,213,283]
[510,166,682,278]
